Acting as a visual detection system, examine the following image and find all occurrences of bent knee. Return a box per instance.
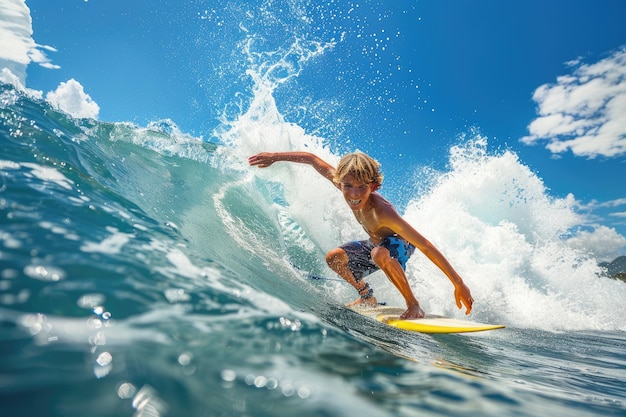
[371,246,392,267]
[325,248,348,267]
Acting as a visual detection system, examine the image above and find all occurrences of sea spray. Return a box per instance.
[401,136,626,331]
[3,2,626,415]
[211,35,359,263]
[207,39,626,331]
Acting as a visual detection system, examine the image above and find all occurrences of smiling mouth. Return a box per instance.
[348,199,362,205]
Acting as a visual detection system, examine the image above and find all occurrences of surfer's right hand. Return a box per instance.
[248,153,276,168]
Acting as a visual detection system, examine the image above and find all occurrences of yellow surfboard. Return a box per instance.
[352,306,505,334]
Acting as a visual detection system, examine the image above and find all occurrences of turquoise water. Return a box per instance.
[1,81,625,417]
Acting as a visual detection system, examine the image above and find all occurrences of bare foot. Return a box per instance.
[346,295,378,308]
[400,303,425,319]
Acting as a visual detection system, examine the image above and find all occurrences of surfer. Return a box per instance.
[248,151,473,319]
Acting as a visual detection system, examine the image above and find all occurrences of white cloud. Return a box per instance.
[1,66,26,90]
[0,67,44,98]
[521,48,626,158]
[0,1,100,119]
[593,197,626,209]
[46,79,100,119]
[0,0,59,85]
[565,225,626,262]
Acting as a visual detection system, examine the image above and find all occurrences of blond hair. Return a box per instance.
[333,152,384,189]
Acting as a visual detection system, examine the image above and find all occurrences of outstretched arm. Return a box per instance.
[385,214,474,315]
[248,152,336,184]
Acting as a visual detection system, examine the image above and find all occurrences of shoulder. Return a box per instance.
[370,193,401,221]
[371,193,419,233]
[371,193,396,211]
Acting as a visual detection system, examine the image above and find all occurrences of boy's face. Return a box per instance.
[339,173,376,211]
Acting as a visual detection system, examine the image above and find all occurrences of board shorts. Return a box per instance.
[340,235,416,281]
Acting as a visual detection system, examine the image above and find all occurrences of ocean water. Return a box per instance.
[2,3,626,414]
[2,77,626,417]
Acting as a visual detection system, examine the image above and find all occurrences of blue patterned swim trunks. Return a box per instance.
[340,235,415,281]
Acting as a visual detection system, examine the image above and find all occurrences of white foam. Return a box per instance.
[401,137,626,331]
[28,164,72,189]
[214,37,626,332]
[80,226,134,255]
[106,120,211,163]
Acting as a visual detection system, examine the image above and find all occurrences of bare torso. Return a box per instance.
[353,193,400,244]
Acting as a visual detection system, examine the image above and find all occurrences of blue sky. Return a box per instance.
[2,0,626,258]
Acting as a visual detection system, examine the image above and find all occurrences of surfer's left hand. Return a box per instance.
[454,284,473,315]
